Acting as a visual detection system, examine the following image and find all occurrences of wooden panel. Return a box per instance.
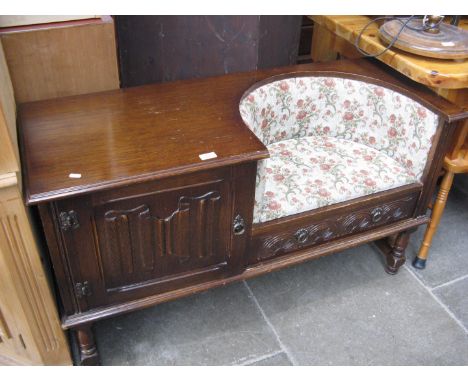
[310,23,339,63]
[116,16,302,87]
[250,186,420,263]
[116,16,258,87]
[0,230,31,364]
[0,174,71,365]
[0,40,17,173]
[257,16,302,69]
[95,189,225,291]
[0,16,119,103]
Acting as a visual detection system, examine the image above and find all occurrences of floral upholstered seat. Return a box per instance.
[239,76,439,224]
[253,135,415,223]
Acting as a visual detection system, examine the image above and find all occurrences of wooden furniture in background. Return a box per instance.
[379,18,468,60]
[115,16,302,87]
[296,16,314,64]
[309,16,468,91]
[18,59,465,365]
[308,15,468,268]
[0,16,119,103]
[0,16,98,28]
[0,43,18,173]
[0,174,72,365]
[415,122,468,268]
[0,41,71,365]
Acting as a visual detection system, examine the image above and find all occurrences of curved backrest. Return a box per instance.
[239,76,439,180]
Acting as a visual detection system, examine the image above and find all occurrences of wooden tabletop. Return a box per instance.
[19,71,274,204]
[310,16,468,90]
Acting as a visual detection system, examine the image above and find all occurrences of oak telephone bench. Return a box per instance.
[18,59,466,365]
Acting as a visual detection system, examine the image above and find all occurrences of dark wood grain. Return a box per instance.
[115,16,302,87]
[249,185,421,263]
[257,16,302,69]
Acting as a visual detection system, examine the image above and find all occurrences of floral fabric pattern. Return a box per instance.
[240,76,439,181]
[253,136,416,223]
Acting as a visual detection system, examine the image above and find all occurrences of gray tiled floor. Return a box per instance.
[94,177,468,366]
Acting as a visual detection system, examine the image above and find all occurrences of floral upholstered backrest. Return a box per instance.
[239,76,439,180]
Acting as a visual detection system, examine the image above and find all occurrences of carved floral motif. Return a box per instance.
[255,195,417,260]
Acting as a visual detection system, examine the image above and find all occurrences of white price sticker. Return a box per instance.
[199,152,217,161]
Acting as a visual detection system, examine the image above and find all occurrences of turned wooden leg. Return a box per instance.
[413,170,455,270]
[385,231,410,275]
[75,324,100,366]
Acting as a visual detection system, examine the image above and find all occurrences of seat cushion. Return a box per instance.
[253,136,417,224]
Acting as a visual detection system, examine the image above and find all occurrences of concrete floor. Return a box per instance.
[94,177,468,366]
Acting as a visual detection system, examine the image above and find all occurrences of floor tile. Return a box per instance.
[246,245,468,365]
[433,277,468,329]
[454,175,468,196]
[408,185,468,288]
[94,282,280,365]
[246,352,292,366]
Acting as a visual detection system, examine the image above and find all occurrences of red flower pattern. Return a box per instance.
[344,112,354,121]
[238,77,439,223]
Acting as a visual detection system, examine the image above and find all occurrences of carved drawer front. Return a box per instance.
[95,190,225,291]
[54,171,236,310]
[250,193,419,263]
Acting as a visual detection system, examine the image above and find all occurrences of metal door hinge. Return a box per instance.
[59,210,80,231]
[75,281,92,299]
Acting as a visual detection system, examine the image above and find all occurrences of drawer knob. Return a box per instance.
[233,214,245,235]
[295,228,309,244]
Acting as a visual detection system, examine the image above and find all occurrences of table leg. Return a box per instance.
[413,170,455,269]
[385,230,410,275]
[75,324,100,366]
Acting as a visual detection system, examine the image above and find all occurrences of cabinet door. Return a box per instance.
[54,169,238,311]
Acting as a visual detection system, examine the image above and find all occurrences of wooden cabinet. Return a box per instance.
[0,16,119,103]
[39,166,256,317]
